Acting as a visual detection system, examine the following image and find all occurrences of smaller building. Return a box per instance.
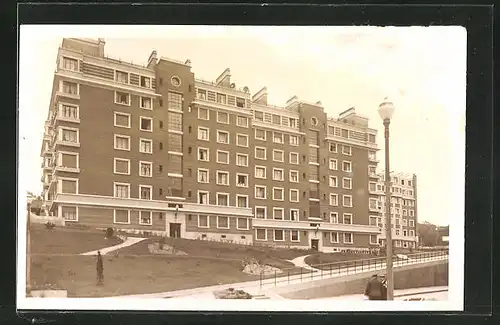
[375,172,418,249]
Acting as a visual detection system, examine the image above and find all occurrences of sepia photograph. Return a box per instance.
[17,25,465,312]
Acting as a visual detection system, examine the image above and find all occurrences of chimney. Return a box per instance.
[252,87,268,105]
[97,38,105,57]
[215,68,231,87]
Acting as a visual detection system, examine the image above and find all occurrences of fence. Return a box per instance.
[258,250,449,289]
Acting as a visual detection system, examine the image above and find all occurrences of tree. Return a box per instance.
[417,221,440,247]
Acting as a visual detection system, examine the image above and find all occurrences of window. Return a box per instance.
[343,213,353,224]
[59,103,79,121]
[255,207,266,219]
[217,111,229,124]
[198,148,209,161]
[289,189,299,202]
[114,183,130,198]
[342,145,352,155]
[403,230,408,236]
[115,91,130,105]
[289,135,299,146]
[255,186,266,199]
[139,185,152,200]
[289,170,299,183]
[114,209,130,224]
[329,143,337,153]
[139,161,153,177]
[410,230,415,236]
[58,152,78,170]
[330,212,338,224]
[217,216,229,229]
[289,230,299,242]
[198,191,209,204]
[343,177,352,189]
[216,193,229,206]
[61,206,78,222]
[256,228,267,241]
[255,147,266,160]
[342,161,352,172]
[255,129,266,140]
[369,198,379,211]
[370,235,378,244]
[236,116,248,127]
[273,168,284,181]
[217,150,229,164]
[113,158,130,175]
[216,171,229,186]
[273,208,284,220]
[236,134,249,147]
[139,138,153,154]
[236,98,246,108]
[409,220,415,227]
[343,195,353,207]
[273,132,284,144]
[140,97,153,110]
[59,178,78,194]
[309,147,319,163]
[369,182,377,192]
[197,89,207,100]
[329,194,338,206]
[140,76,151,88]
[140,117,153,132]
[343,233,353,244]
[237,217,249,230]
[115,70,129,84]
[236,153,248,167]
[236,195,248,208]
[329,159,338,170]
[61,81,78,95]
[255,166,266,179]
[369,216,378,226]
[62,57,78,71]
[168,112,183,131]
[273,187,284,201]
[217,130,229,144]
[273,150,284,162]
[273,230,284,241]
[114,112,131,128]
[198,169,209,183]
[137,210,153,225]
[198,127,209,141]
[289,152,299,164]
[217,94,227,104]
[330,232,339,243]
[409,210,415,217]
[168,92,183,111]
[236,174,248,187]
[198,215,209,228]
[369,166,377,176]
[198,107,209,120]
[114,134,130,151]
[329,176,338,187]
[288,209,299,221]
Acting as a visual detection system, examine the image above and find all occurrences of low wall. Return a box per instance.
[276,260,448,299]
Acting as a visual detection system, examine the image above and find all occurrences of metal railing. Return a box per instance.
[258,249,449,289]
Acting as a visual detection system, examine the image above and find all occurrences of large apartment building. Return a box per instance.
[40,38,382,252]
[374,172,418,249]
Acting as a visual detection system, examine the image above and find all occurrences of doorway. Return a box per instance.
[169,223,181,238]
[311,239,319,251]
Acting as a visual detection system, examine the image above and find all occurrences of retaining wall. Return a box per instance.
[276,260,448,299]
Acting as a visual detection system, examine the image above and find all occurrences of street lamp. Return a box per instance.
[378,97,395,300]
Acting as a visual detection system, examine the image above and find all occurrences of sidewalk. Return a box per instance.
[114,254,448,299]
[288,255,321,272]
[80,237,146,256]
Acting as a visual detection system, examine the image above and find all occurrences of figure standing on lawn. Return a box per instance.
[96,250,104,286]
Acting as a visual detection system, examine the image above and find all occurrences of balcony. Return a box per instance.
[54,139,80,148]
[54,165,80,174]
[369,205,381,213]
[252,218,381,234]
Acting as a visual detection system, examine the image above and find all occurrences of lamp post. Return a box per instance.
[378,97,395,300]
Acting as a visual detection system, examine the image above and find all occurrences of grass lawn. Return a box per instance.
[30,224,123,255]
[31,254,265,297]
[116,237,310,270]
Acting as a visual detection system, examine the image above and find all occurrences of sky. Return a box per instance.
[18,25,466,227]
